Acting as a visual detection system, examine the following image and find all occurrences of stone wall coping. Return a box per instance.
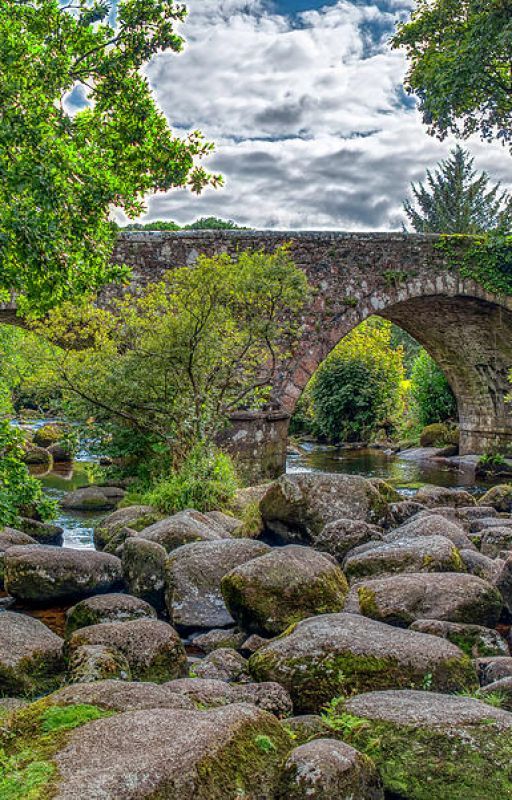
[117,230,442,243]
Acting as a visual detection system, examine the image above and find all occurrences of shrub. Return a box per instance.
[308,319,405,443]
[140,445,239,515]
[410,349,457,426]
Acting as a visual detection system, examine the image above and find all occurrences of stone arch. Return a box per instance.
[277,273,512,458]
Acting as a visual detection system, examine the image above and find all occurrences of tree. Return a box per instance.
[35,246,309,473]
[0,1,220,315]
[403,146,512,233]
[307,319,405,443]
[410,349,457,426]
[392,0,512,151]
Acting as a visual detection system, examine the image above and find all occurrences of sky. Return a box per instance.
[116,0,512,230]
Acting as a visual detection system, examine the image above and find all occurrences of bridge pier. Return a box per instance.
[218,410,290,483]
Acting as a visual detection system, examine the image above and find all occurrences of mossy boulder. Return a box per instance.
[192,628,246,654]
[281,715,335,746]
[479,484,512,512]
[61,486,123,512]
[17,517,64,545]
[4,545,123,604]
[67,644,132,684]
[94,505,163,551]
[29,703,291,799]
[346,572,503,628]
[48,679,194,712]
[343,535,465,581]
[0,611,64,696]
[259,473,390,543]
[48,441,74,463]
[476,656,512,686]
[21,444,52,467]
[67,619,187,683]
[121,537,167,611]
[311,518,382,562]
[137,509,230,553]
[419,423,459,447]
[190,648,250,683]
[33,423,65,448]
[249,613,477,713]
[386,512,474,550]
[338,689,512,800]
[65,593,157,636]
[0,529,36,588]
[409,619,509,658]
[165,538,270,630]
[414,484,475,508]
[277,738,384,799]
[221,545,349,636]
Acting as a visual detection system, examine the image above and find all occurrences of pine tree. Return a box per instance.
[403,146,512,233]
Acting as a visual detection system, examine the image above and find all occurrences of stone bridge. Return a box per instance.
[3,230,512,478]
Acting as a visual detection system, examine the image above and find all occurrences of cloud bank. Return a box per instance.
[121,0,511,230]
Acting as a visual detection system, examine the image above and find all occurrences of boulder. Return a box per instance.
[22,445,52,467]
[67,644,132,684]
[385,513,474,550]
[470,516,512,533]
[341,689,512,800]
[61,486,123,511]
[4,545,123,604]
[230,484,270,515]
[347,572,503,628]
[17,517,64,545]
[190,648,250,683]
[50,704,291,800]
[166,538,270,630]
[249,613,476,713]
[419,423,457,447]
[481,526,512,557]
[65,593,156,636]
[33,423,64,447]
[122,537,167,611]
[479,484,512,512]
[0,528,36,587]
[476,656,512,686]
[137,509,229,552]
[240,634,269,656]
[191,628,246,654]
[222,545,349,636]
[281,715,335,746]
[311,518,382,562]
[0,611,64,695]
[204,510,243,535]
[164,677,293,717]
[67,619,187,683]
[259,473,389,542]
[277,739,384,800]
[494,554,512,615]
[386,500,426,528]
[414,484,475,508]
[409,619,509,657]
[460,548,501,582]
[47,441,74,463]
[94,505,163,551]
[49,679,194,711]
[343,535,464,581]
[479,676,512,710]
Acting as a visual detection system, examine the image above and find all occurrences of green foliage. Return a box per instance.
[0,326,62,414]
[254,735,277,754]
[40,704,111,734]
[392,0,512,151]
[389,325,421,376]
[0,419,57,526]
[478,453,507,468]
[122,217,246,231]
[306,319,405,443]
[0,0,220,315]
[37,246,308,475]
[0,751,54,800]
[404,146,512,233]
[139,445,239,514]
[410,349,457,426]
[436,229,512,296]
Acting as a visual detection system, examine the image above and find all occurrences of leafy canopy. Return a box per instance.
[410,348,457,426]
[392,0,512,151]
[35,246,309,472]
[404,146,512,233]
[0,1,220,315]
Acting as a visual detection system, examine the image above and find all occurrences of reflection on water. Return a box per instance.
[39,463,105,550]
[286,443,491,494]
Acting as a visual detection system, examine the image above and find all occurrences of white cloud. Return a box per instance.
[121,0,511,229]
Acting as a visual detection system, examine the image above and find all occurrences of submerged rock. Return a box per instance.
[249,612,476,713]
[67,619,187,683]
[222,545,348,636]
[0,611,64,696]
[341,690,512,800]
[4,545,123,604]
